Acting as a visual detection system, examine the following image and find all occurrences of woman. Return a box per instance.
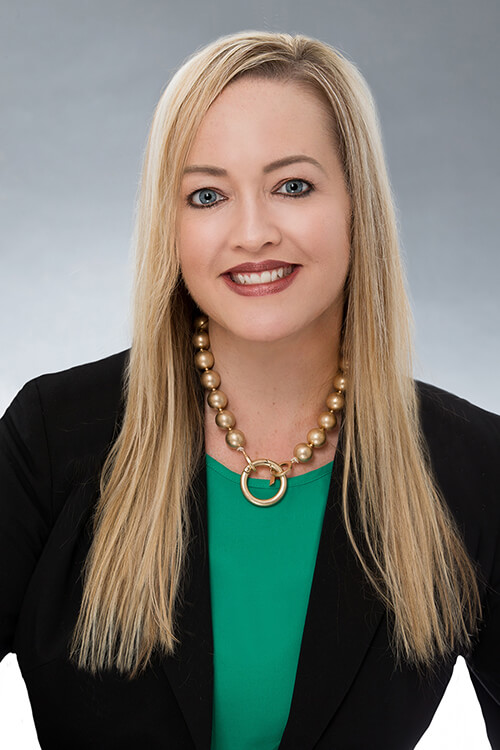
[1,30,499,749]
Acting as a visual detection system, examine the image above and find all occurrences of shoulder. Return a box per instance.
[33,349,129,424]
[2,350,130,494]
[3,349,129,437]
[415,380,500,563]
[36,348,130,465]
[416,380,500,459]
[0,353,129,659]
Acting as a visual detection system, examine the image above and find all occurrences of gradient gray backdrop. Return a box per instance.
[1,1,498,747]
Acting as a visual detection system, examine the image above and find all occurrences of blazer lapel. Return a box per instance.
[162,454,214,750]
[161,440,385,750]
[279,440,385,749]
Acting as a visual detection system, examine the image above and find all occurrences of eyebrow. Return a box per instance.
[183,154,325,177]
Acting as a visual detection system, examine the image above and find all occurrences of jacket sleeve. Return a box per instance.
[467,546,500,747]
[418,382,500,747]
[464,412,500,748]
[0,379,53,660]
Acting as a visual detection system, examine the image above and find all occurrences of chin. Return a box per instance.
[218,315,311,345]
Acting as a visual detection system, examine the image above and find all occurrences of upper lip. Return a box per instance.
[224,260,298,275]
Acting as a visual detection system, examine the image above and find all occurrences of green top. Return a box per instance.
[206,454,334,750]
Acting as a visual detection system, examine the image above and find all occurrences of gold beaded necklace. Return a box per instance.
[193,314,346,507]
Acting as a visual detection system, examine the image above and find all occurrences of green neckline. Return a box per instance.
[206,453,334,488]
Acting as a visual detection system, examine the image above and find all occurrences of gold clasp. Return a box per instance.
[268,461,293,485]
[237,446,257,472]
[240,458,288,507]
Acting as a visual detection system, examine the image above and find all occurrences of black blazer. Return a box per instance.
[1,350,500,749]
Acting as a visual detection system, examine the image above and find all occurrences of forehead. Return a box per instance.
[187,77,336,162]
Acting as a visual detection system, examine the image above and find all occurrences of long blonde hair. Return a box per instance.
[71,31,480,675]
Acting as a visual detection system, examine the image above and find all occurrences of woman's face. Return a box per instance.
[177,77,351,344]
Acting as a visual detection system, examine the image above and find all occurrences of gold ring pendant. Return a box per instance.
[240,458,287,507]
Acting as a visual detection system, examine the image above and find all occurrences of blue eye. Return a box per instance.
[189,188,224,207]
[276,179,312,196]
[187,179,313,208]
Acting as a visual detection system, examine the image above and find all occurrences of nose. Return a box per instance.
[229,194,282,253]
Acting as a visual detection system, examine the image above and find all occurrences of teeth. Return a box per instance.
[230,265,294,285]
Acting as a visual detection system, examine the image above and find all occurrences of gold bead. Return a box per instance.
[307,427,326,447]
[192,332,210,349]
[294,443,313,463]
[332,372,347,392]
[194,350,214,370]
[215,410,235,429]
[318,411,337,430]
[194,315,208,330]
[207,390,228,409]
[226,429,246,449]
[200,370,221,389]
[326,392,345,411]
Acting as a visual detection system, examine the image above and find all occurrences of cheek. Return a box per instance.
[177,217,220,274]
[177,224,217,311]
[297,205,351,264]
[177,236,200,297]
[177,224,202,281]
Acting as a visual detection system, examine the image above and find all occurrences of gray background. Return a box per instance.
[1,0,499,416]
[0,0,498,747]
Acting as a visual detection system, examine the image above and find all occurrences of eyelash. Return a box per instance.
[186,178,315,209]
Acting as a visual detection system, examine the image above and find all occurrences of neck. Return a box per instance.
[203,315,342,475]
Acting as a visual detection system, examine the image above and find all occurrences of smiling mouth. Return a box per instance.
[229,264,295,285]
